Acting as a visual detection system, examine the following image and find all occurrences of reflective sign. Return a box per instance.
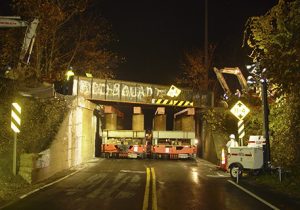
[11,102,21,133]
[152,99,193,107]
[167,85,181,97]
[230,101,250,120]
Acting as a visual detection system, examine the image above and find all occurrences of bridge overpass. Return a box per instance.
[18,76,219,184]
[71,76,214,108]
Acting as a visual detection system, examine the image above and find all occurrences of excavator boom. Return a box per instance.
[0,16,39,64]
[213,67,248,97]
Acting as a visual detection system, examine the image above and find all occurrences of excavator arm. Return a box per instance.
[213,67,248,97]
[0,16,39,64]
[19,18,39,64]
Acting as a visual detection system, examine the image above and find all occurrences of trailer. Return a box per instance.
[227,136,265,178]
[102,130,146,158]
[151,131,197,159]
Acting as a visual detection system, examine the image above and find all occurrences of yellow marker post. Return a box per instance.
[11,102,21,175]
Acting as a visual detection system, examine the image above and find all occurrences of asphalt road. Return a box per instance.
[1,158,295,210]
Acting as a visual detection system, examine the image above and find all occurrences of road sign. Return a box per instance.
[11,102,21,133]
[230,101,250,120]
[167,85,181,97]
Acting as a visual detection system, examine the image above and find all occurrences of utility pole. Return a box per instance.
[261,79,271,168]
[246,64,271,168]
[201,0,208,159]
[204,0,208,70]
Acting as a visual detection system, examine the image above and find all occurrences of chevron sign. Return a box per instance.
[151,99,194,107]
[11,102,21,133]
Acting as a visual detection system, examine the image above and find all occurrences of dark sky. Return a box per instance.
[0,0,278,85]
[99,0,278,84]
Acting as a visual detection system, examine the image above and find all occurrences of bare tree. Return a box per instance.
[0,0,120,82]
[177,45,216,92]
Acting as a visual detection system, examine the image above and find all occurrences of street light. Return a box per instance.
[246,63,271,169]
[66,66,75,81]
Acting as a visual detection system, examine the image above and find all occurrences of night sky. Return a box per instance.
[1,0,278,85]
[99,0,278,84]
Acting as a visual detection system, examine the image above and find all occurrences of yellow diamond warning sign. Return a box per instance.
[230,101,250,120]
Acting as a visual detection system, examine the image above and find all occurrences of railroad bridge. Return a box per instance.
[72,76,214,108]
[19,76,216,183]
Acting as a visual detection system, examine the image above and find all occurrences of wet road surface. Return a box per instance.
[2,158,293,210]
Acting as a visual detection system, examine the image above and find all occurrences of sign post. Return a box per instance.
[238,120,245,145]
[11,102,21,175]
[230,101,250,146]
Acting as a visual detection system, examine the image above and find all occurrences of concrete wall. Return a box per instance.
[174,116,195,131]
[201,123,227,165]
[153,115,166,131]
[19,96,97,183]
[132,114,144,131]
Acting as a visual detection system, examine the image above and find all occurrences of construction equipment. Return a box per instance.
[102,130,146,158]
[213,67,248,98]
[0,16,39,65]
[101,106,147,158]
[100,106,198,159]
[151,107,197,159]
[227,135,265,178]
[151,131,197,159]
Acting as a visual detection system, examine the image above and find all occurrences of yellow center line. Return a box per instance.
[143,168,150,210]
[151,167,158,210]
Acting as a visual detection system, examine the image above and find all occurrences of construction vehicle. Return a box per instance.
[213,67,248,99]
[101,106,147,158]
[100,106,198,159]
[151,131,197,159]
[102,130,146,158]
[151,108,197,159]
[227,135,265,178]
[0,16,39,77]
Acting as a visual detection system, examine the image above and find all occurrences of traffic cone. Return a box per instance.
[220,148,227,171]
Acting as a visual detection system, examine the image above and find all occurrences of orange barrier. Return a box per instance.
[102,144,146,158]
[102,144,196,159]
[219,148,227,171]
[152,145,196,159]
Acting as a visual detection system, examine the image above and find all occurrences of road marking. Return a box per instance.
[206,175,230,178]
[18,162,91,200]
[228,180,280,210]
[206,173,230,178]
[143,168,150,210]
[217,172,225,177]
[120,169,146,174]
[20,169,80,199]
[143,167,158,210]
[151,168,158,210]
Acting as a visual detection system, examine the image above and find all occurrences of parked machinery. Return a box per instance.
[0,16,39,66]
[101,106,147,158]
[227,136,265,178]
[101,106,198,159]
[213,67,248,98]
[102,130,146,158]
[151,130,197,159]
[151,107,197,159]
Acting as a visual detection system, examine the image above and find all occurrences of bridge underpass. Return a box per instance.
[18,76,218,184]
[71,76,217,161]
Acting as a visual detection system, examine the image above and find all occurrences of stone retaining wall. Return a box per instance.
[19,97,97,183]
